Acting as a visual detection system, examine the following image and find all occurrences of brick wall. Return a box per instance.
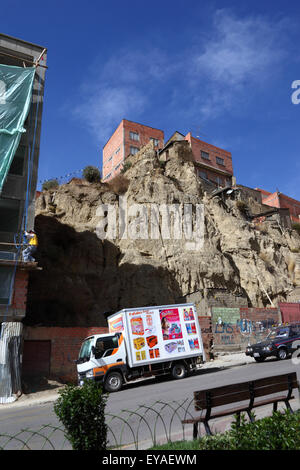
[259,190,300,223]
[102,119,164,181]
[211,307,281,352]
[123,120,164,162]
[198,316,213,360]
[23,326,108,383]
[185,133,233,177]
[12,270,29,310]
[103,121,124,180]
[279,194,300,223]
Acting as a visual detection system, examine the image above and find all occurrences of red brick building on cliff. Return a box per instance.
[256,188,300,224]
[102,119,234,187]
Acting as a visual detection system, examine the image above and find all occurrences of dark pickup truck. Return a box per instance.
[245,324,300,362]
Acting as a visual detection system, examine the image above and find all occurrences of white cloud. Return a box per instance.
[195,10,285,85]
[73,85,146,144]
[72,49,170,144]
[189,10,290,118]
[71,10,291,141]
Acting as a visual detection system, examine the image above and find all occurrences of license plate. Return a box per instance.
[254,353,260,357]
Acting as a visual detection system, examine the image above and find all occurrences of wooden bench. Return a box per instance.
[183,372,299,438]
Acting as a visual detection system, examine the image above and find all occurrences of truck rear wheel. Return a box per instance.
[104,372,123,392]
[171,362,187,380]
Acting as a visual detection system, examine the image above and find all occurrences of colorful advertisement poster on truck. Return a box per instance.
[108,303,204,368]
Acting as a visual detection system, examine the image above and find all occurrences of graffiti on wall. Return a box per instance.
[212,308,280,348]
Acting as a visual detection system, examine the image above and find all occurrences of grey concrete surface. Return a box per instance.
[0,352,259,410]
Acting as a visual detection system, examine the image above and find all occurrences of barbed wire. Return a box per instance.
[38,165,102,186]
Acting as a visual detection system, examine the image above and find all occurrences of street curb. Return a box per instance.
[0,359,251,409]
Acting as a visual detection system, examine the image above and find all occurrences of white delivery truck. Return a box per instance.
[76,303,205,392]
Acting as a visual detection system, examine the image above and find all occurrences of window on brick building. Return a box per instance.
[129,131,139,142]
[216,176,223,186]
[0,266,14,305]
[216,157,225,166]
[201,151,210,160]
[150,137,159,146]
[199,171,208,180]
[130,146,139,155]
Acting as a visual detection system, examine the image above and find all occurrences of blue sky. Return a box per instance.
[2,0,300,198]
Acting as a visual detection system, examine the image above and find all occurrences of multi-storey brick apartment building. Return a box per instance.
[256,188,300,224]
[102,119,164,181]
[0,33,47,402]
[102,120,234,187]
[162,131,233,188]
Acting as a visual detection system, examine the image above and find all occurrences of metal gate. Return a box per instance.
[279,302,300,323]
[22,340,51,377]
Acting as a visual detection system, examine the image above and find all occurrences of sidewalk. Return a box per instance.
[202,351,254,370]
[0,352,253,409]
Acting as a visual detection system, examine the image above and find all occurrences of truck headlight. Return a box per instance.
[246,347,253,352]
[263,345,272,352]
[85,369,94,378]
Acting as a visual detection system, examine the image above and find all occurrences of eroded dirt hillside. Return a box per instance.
[25,142,300,326]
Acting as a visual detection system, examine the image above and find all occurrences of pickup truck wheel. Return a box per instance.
[104,372,123,392]
[171,363,187,380]
[277,348,288,360]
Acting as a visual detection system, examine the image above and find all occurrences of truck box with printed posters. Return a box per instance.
[107,303,205,368]
[77,303,205,392]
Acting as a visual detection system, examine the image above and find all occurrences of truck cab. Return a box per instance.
[77,333,127,391]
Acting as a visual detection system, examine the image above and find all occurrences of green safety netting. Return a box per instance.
[0,64,35,193]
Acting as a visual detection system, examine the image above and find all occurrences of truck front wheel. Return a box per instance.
[171,362,187,380]
[104,372,123,392]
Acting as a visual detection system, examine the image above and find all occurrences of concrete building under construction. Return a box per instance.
[0,33,47,402]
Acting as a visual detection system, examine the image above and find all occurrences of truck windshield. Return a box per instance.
[78,337,94,363]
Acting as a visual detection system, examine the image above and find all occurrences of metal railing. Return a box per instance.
[0,398,196,450]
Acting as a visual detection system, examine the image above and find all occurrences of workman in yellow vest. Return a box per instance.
[23,229,38,262]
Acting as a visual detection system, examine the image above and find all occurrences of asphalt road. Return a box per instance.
[0,358,299,450]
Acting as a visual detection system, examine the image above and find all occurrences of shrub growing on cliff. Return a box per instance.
[54,381,108,450]
[236,200,248,215]
[292,223,300,235]
[82,165,101,183]
[42,179,59,191]
[108,174,130,195]
[120,161,132,174]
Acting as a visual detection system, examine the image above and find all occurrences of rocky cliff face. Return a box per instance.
[25,142,300,326]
